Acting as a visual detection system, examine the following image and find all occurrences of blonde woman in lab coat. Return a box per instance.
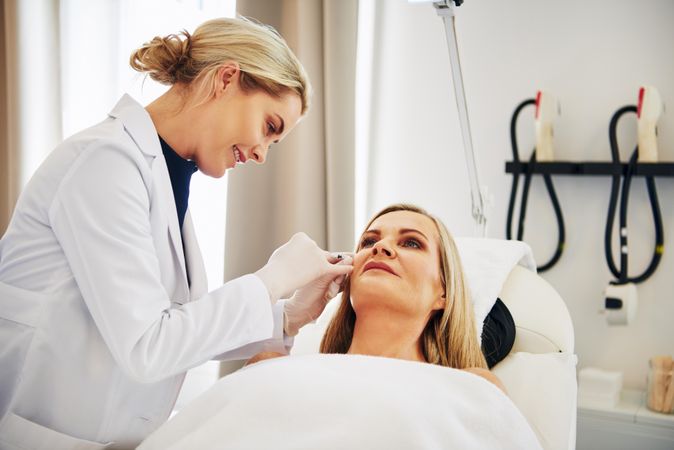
[0,17,352,449]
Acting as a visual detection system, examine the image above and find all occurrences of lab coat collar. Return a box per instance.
[108,94,161,158]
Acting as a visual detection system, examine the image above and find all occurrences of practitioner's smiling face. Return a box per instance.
[191,64,303,177]
[350,211,446,319]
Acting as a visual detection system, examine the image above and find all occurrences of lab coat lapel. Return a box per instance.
[109,94,190,300]
[182,210,208,300]
[153,157,189,291]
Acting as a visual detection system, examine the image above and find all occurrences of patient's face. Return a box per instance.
[350,211,445,319]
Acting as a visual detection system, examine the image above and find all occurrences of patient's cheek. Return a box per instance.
[350,250,370,281]
[353,249,368,270]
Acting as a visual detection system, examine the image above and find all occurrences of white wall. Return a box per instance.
[367,0,674,389]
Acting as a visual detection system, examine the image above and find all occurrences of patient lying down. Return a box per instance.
[249,203,505,392]
[139,205,541,450]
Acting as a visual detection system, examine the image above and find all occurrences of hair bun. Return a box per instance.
[129,30,193,85]
[128,18,310,114]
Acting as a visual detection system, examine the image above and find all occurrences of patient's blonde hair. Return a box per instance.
[130,17,311,114]
[320,204,488,370]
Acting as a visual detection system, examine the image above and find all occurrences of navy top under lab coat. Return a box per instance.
[158,135,197,230]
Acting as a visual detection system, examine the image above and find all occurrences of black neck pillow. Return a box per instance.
[481,298,516,369]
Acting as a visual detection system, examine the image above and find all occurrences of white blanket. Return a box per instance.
[139,354,542,450]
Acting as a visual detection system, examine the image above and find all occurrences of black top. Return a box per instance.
[159,135,197,230]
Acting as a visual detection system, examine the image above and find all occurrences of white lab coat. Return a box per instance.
[0,94,288,449]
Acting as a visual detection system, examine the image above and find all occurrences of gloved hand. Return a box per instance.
[254,232,353,302]
[283,253,354,336]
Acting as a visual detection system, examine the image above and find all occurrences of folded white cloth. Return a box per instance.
[578,367,623,395]
[454,238,536,336]
[139,354,542,450]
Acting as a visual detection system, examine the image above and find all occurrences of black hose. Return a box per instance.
[507,98,566,272]
[506,99,535,240]
[538,173,566,271]
[605,106,664,285]
[604,107,633,278]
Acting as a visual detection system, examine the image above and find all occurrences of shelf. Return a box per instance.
[505,161,674,177]
[578,389,674,428]
[578,389,674,450]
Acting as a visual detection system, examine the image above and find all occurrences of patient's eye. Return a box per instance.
[402,238,422,249]
[267,121,277,135]
[360,237,377,249]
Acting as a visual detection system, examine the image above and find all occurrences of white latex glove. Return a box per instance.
[283,253,354,336]
[254,233,353,302]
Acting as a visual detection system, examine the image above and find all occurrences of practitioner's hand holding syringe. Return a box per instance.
[255,232,353,336]
[283,252,354,336]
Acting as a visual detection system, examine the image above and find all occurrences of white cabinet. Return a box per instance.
[577,389,674,450]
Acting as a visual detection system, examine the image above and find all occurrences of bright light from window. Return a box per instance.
[355,0,375,237]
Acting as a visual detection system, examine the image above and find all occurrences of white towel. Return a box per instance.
[454,238,536,337]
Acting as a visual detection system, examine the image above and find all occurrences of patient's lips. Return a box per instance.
[362,261,398,276]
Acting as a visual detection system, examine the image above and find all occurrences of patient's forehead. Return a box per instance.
[366,211,439,243]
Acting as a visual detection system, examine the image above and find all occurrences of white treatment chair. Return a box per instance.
[493,265,577,450]
[500,264,574,354]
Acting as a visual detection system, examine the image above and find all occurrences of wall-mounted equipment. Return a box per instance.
[605,86,664,287]
[505,87,671,326]
[506,92,565,272]
[601,87,665,325]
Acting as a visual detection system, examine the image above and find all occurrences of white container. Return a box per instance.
[647,356,674,414]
